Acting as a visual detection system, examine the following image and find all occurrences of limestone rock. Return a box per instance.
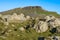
[48,18,60,28]
[45,16,60,28]
[11,13,26,21]
[0,14,2,17]
[26,16,30,20]
[9,13,20,21]
[34,21,48,33]
[4,22,9,26]
[39,21,48,33]
[11,24,15,27]
[19,27,25,31]
[57,27,60,33]
[45,15,55,22]
[18,13,26,21]
[8,30,12,32]
[47,36,60,40]
[54,18,60,26]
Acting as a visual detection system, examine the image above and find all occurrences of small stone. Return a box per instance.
[17,35,20,36]
[8,30,12,32]
[12,24,15,27]
[19,27,25,31]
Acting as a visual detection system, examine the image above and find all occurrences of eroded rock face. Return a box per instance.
[1,13,26,22]
[34,21,48,33]
[0,13,60,34]
[47,36,60,40]
[1,13,31,23]
[8,13,26,22]
[54,19,60,26]
[39,21,48,33]
[45,16,60,28]
[45,15,55,22]
[57,27,60,33]
[26,16,30,20]
[33,15,60,33]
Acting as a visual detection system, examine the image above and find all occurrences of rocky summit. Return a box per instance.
[0,6,60,40]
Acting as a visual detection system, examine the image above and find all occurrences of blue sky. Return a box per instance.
[0,0,60,14]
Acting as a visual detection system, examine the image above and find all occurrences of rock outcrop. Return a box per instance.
[45,15,60,28]
[0,13,60,33]
[34,21,48,33]
[0,13,31,23]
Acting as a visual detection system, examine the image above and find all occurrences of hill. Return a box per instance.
[0,6,60,18]
[0,6,60,40]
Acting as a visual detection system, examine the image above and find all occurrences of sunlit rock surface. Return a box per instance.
[0,13,60,40]
[34,21,48,33]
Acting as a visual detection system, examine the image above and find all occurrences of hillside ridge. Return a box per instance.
[0,6,60,17]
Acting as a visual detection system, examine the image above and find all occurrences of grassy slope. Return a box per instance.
[0,20,60,40]
[0,6,60,17]
[0,6,60,40]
